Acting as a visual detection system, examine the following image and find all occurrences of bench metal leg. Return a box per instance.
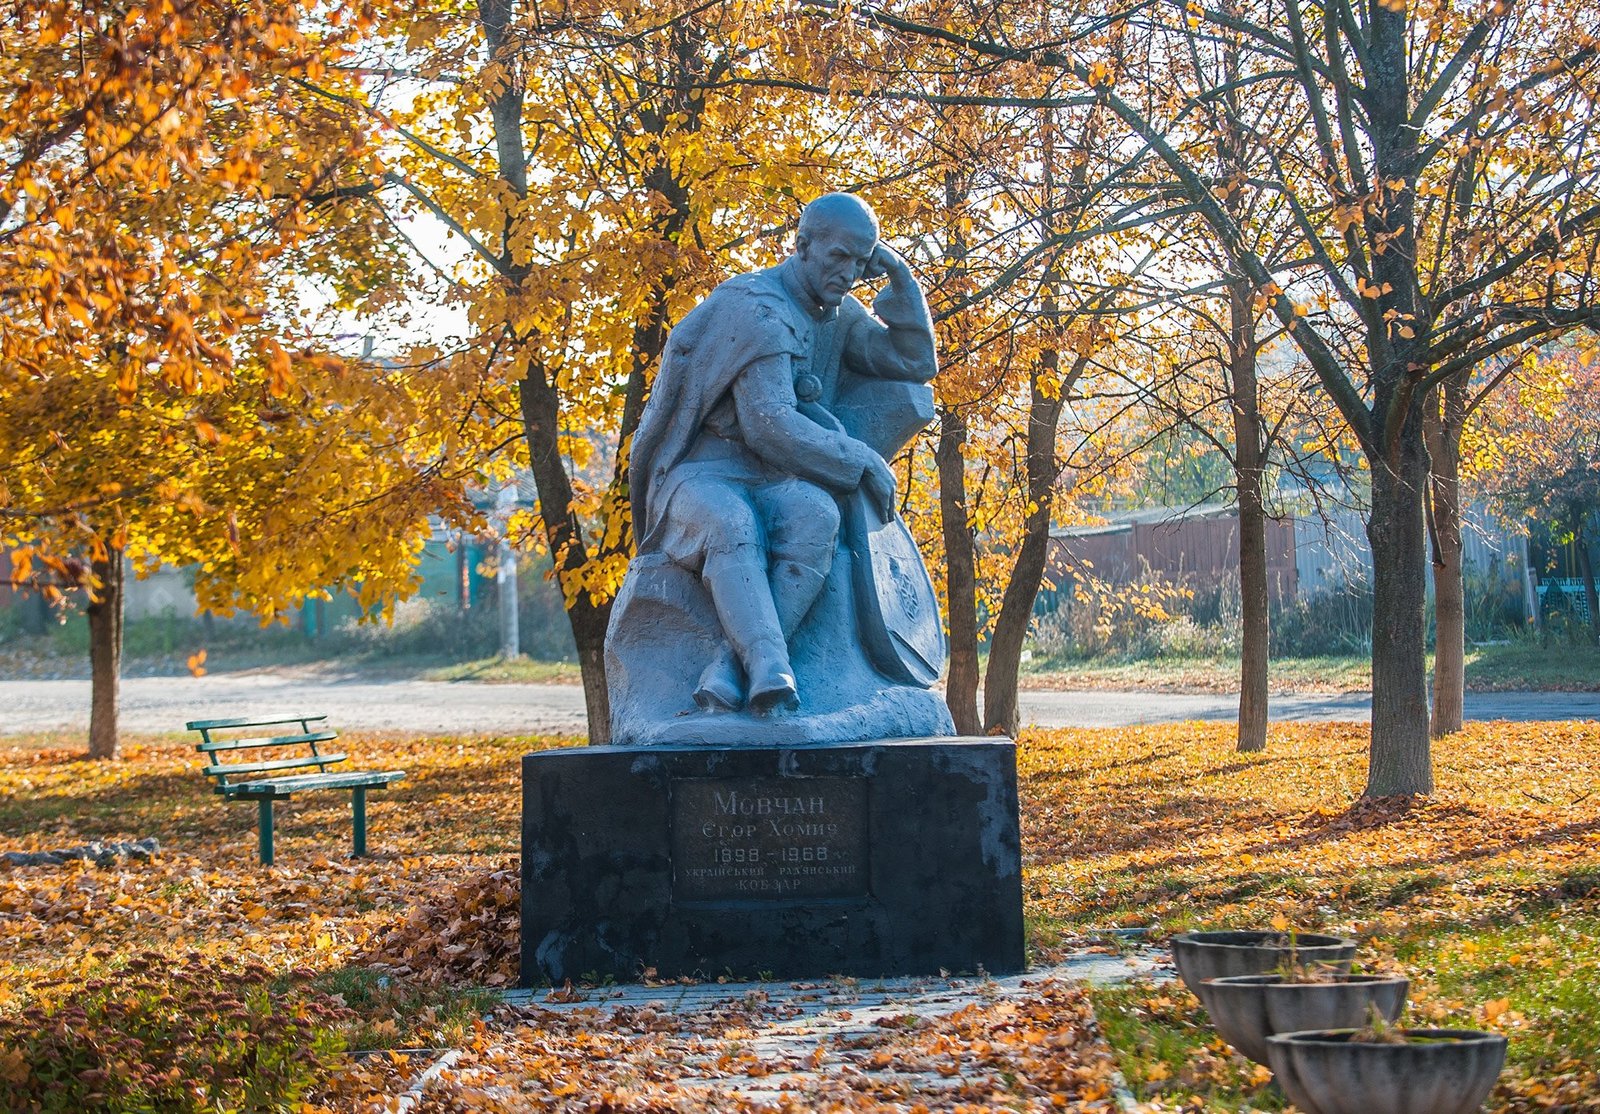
[352,787,368,857]
[258,799,275,865]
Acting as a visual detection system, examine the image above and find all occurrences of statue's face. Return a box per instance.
[795,216,877,309]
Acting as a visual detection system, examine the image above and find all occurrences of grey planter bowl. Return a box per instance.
[1265,1028,1507,1114]
[1170,930,1356,994]
[1193,973,1409,1065]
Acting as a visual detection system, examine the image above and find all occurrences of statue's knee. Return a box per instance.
[721,509,761,550]
[791,485,841,544]
[682,487,760,544]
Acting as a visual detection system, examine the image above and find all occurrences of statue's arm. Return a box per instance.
[843,245,938,384]
[733,354,885,492]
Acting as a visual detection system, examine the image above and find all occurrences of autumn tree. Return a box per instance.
[1,0,491,758]
[854,0,1600,795]
[1133,0,1325,755]
[817,2,1177,737]
[321,0,941,740]
[1478,348,1600,645]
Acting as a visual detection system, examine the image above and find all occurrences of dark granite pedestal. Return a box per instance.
[520,737,1024,986]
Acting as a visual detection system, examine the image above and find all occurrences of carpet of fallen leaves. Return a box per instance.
[1016,720,1600,944]
[1015,720,1600,1112]
[3,720,1598,1111]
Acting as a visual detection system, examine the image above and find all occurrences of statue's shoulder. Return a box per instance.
[673,269,805,353]
[709,268,794,317]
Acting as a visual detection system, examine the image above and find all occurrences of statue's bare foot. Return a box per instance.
[694,645,744,711]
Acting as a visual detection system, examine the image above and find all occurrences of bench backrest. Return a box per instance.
[186,714,347,791]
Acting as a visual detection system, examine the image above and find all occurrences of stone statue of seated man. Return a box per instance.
[606,193,955,746]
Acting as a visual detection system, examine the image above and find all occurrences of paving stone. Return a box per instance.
[497,951,1172,1107]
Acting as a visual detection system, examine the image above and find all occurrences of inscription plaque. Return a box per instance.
[671,777,870,901]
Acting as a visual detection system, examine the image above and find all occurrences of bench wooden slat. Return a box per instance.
[186,714,328,732]
[202,752,347,779]
[186,712,405,864]
[219,770,407,799]
[196,730,339,754]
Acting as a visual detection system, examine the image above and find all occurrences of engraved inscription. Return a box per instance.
[671,777,869,901]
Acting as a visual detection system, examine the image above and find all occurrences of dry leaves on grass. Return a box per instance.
[362,862,521,986]
[5,722,1598,1111]
[0,734,551,1045]
[1017,721,1600,1114]
[1016,720,1600,943]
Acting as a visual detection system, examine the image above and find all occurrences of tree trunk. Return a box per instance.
[1362,1,1434,796]
[983,363,1065,737]
[482,0,609,742]
[25,589,48,635]
[1428,507,1465,735]
[1577,525,1600,646]
[1364,442,1435,796]
[86,548,124,761]
[937,405,981,735]
[519,367,612,742]
[1424,377,1467,737]
[1228,280,1270,753]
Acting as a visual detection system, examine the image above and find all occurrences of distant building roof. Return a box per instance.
[1050,503,1234,540]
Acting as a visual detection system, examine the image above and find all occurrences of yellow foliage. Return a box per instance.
[0,1,491,621]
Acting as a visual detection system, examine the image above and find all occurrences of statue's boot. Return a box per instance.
[696,559,827,712]
[744,637,799,714]
[698,548,797,713]
[734,558,828,714]
[694,645,743,711]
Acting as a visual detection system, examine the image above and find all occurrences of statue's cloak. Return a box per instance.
[630,269,877,550]
[630,271,798,548]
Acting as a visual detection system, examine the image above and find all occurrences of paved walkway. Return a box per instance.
[485,955,1165,1108]
[3,674,1598,735]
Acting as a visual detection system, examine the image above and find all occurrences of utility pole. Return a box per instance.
[496,483,522,659]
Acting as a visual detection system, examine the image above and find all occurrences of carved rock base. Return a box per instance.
[519,737,1024,986]
[605,554,955,747]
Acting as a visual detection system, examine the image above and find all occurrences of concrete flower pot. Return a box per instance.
[1193,973,1409,1065]
[1170,930,1356,994]
[1265,1028,1507,1114]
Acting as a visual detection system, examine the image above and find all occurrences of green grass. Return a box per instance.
[295,967,498,1052]
[1093,908,1600,1112]
[422,657,583,684]
[1396,911,1600,1084]
[1460,639,1600,691]
[0,624,584,683]
[1021,653,1374,693]
[1023,639,1600,694]
[1092,983,1284,1110]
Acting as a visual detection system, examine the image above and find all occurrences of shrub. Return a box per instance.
[1031,563,1204,660]
[1270,582,1374,657]
[1463,568,1526,643]
[0,954,348,1113]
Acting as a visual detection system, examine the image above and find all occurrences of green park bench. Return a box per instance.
[186,713,406,866]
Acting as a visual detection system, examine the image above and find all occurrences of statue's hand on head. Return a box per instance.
[863,241,912,284]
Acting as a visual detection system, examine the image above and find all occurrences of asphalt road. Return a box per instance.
[3,676,1597,736]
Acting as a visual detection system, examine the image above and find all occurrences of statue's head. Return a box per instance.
[793,193,879,309]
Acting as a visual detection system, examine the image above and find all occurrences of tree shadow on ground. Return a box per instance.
[1023,789,1283,859]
